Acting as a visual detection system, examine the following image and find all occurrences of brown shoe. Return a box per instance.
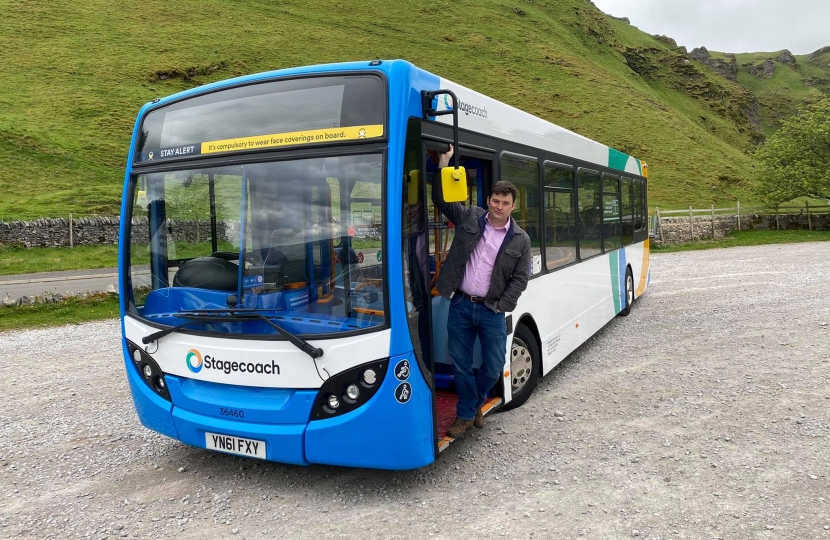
[474,409,485,429]
[446,418,474,438]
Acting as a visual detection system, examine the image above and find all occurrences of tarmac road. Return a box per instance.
[0,268,120,300]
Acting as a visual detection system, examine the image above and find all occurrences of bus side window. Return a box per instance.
[502,154,541,274]
[543,163,576,270]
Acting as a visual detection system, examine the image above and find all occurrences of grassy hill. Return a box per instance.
[0,0,824,219]
[702,47,830,138]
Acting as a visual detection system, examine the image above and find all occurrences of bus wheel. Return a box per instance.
[502,325,540,411]
[619,267,634,317]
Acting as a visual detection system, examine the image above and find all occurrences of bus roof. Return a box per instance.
[138,59,643,176]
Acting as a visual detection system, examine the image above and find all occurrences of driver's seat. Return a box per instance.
[173,256,238,291]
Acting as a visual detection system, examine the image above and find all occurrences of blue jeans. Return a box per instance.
[447,296,507,420]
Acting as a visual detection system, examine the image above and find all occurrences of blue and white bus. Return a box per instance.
[119,60,650,470]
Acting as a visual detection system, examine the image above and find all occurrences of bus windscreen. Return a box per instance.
[135,75,386,163]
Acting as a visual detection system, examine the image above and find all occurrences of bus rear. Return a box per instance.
[118,62,435,469]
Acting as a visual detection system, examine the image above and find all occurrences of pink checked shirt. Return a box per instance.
[458,214,510,298]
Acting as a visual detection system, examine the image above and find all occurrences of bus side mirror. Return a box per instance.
[441,166,468,203]
[406,170,421,205]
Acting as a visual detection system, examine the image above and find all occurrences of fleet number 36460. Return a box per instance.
[219,408,245,418]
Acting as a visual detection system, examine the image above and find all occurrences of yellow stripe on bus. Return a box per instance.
[635,239,649,297]
[201,125,384,155]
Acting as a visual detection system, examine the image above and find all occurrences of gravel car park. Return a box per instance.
[2,242,829,539]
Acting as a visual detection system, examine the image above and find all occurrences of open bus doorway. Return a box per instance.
[423,143,505,448]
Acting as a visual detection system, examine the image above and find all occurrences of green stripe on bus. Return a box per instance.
[609,251,621,313]
[608,148,630,172]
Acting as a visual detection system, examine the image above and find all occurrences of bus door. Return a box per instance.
[421,140,499,449]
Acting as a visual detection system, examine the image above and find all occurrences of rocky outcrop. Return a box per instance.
[690,46,709,62]
[621,45,760,138]
[689,47,738,80]
[808,46,830,61]
[802,77,829,87]
[777,49,797,65]
[654,35,679,48]
[748,58,775,78]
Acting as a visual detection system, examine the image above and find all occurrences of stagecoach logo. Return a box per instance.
[395,382,412,404]
[432,92,489,119]
[186,349,203,373]
[185,349,281,376]
[394,360,410,381]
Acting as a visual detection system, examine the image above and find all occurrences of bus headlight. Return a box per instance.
[362,369,377,385]
[327,394,340,410]
[126,340,172,402]
[311,359,390,420]
[345,384,360,401]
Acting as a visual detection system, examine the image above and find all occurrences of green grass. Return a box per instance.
[653,229,830,252]
[0,244,119,275]
[2,0,810,220]
[0,293,120,332]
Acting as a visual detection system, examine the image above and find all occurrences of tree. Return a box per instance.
[752,97,830,206]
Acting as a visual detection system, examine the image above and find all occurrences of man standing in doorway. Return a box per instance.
[433,145,531,438]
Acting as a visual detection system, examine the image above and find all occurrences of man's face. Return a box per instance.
[406,202,422,223]
[487,192,515,225]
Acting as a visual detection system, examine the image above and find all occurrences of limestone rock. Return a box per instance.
[802,77,829,87]
[654,35,678,48]
[690,46,710,62]
[808,46,830,61]
[777,49,797,65]
[689,47,738,80]
[749,58,775,78]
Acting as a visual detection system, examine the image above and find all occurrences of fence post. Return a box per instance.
[689,206,694,242]
[69,213,74,248]
[656,207,663,244]
[736,200,741,232]
[775,206,779,230]
[807,201,812,231]
[711,204,715,239]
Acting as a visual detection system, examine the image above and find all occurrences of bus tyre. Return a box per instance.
[502,325,540,411]
[619,267,634,317]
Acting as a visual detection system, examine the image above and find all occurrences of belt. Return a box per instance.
[455,289,485,304]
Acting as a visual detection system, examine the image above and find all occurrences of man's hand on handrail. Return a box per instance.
[438,144,454,168]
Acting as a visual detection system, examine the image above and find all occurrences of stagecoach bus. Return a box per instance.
[118,60,650,470]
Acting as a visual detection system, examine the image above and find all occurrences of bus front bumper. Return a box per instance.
[124,351,435,470]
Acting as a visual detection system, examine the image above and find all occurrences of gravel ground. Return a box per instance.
[1,242,829,540]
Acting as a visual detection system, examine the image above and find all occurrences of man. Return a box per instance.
[433,145,531,438]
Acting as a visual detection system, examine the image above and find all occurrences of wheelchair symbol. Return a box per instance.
[394,360,410,381]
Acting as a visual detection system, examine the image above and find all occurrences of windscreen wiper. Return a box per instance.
[142,309,324,359]
[141,312,263,344]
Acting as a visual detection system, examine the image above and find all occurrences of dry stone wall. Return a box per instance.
[0,217,227,248]
[655,212,830,246]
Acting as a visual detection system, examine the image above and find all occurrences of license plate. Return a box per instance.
[205,432,266,459]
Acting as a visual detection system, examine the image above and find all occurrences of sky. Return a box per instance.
[590,0,830,55]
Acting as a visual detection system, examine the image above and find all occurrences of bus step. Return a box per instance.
[437,396,502,452]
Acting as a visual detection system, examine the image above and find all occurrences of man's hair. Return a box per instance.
[490,181,517,202]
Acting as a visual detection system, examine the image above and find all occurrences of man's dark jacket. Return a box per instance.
[432,171,531,313]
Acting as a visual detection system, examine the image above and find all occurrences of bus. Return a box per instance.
[119,60,650,470]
